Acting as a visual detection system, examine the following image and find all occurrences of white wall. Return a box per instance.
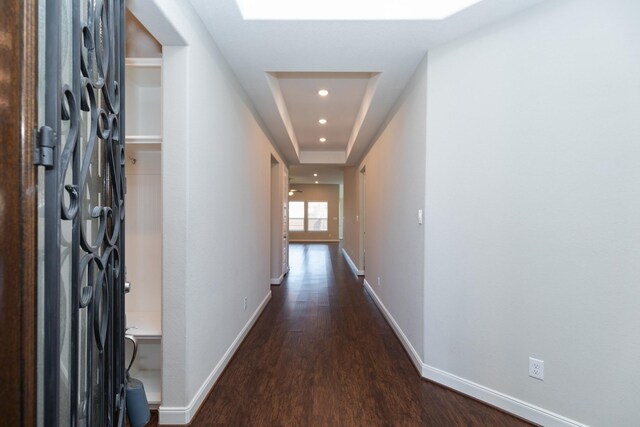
[350,56,428,364]
[124,150,162,315]
[288,184,341,242]
[129,0,286,423]
[424,1,640,426]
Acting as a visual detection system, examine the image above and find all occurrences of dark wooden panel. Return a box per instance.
[149,243,535,426]
[0,0,38,424]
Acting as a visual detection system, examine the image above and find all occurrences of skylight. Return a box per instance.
[235,0,483,21]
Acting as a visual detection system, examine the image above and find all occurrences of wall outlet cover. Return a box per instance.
[529,357,544,380]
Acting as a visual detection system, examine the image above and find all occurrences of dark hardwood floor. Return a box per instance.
[148,243,533,426]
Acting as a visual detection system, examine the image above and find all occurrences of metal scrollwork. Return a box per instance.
[43,0,126,426]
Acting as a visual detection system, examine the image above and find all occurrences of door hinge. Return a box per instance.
[34,126,55,167]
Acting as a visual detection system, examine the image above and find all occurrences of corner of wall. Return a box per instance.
[159,291,272,424]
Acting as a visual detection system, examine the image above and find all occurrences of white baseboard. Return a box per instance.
[157,406,188,425]
[421,365,587,427]
[363,279,423,373]
[158,291,272,425]
[341,248,364,276]
[362,279,586,427]
[270,271,285,285]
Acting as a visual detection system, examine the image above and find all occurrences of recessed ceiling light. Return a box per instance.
[318,89,329,97]
[313,173,318,177]
[318,118,327,124]
[319,138,326,143]
[315,181,319,184]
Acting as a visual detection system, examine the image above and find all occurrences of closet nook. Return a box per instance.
[124,56,163,408]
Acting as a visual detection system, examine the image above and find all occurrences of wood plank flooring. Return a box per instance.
[149,243,533,426]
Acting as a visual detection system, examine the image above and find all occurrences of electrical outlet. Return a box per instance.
[243,297,247,311]
[377,277,381,287]
[529,357,544,380]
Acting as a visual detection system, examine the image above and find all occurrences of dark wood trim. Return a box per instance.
[21,0,39,425]
[0,0,38,425]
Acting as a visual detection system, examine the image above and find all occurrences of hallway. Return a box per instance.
[154,243,532,426]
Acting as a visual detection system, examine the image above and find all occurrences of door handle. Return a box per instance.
[125,281,131,293]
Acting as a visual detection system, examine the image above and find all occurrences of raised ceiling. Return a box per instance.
[188,0,545,165]
[272,72,375,153]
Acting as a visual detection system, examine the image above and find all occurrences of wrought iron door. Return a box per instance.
[38,0,127,425]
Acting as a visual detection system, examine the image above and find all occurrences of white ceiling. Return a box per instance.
[188,0,545,166]
[275,72,373,152]
[289,165,345,185]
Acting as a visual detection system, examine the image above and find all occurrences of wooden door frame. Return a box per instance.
[0,0,38,425]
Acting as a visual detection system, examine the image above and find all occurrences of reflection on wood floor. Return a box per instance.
[147,243,533,427]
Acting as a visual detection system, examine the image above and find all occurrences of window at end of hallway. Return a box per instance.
[308,201,328,232]
[289,201,305,231]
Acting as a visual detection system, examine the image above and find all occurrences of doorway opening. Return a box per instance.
[123,10,163,409]
[359,166,366,272]
[270,155,287,285]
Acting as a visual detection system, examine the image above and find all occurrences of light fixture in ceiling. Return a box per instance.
[235,0,483,20]
[318,118,327,124]
[318,89,329,97]
[313,173,318,177]
[315,181,319,184]
[319,138,326,143]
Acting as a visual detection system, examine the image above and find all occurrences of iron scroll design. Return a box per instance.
[43,0,126,425]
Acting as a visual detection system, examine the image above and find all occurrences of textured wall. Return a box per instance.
[424,1,640,425]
